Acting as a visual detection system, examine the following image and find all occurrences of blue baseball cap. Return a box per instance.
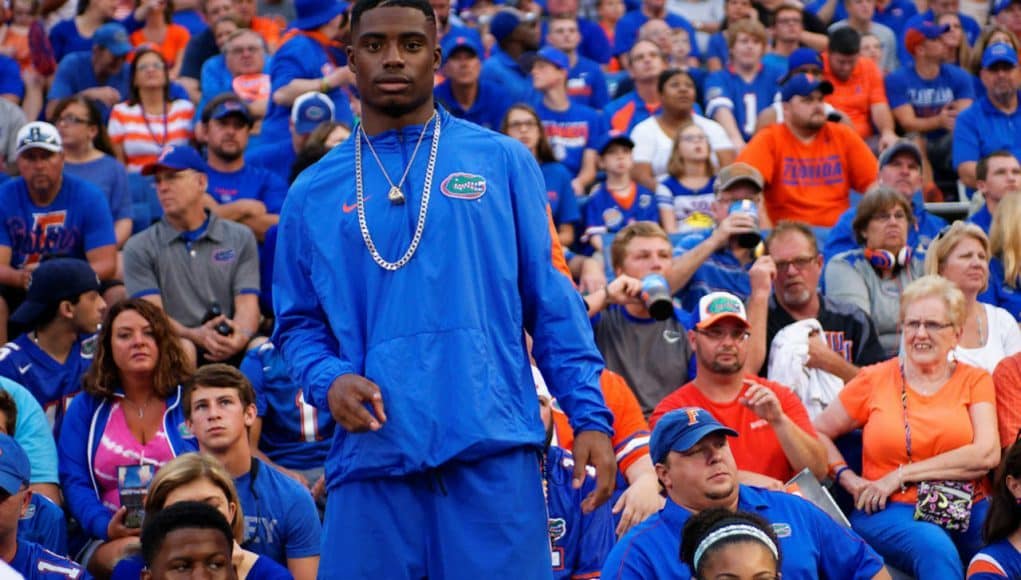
[490,10,533,43]
[650,408,738,463]
[10,258,101,327]
[291,91,335,135]
[780,73,833,102]
[597,132,634,155]
[441,34,484,64]
[202,95,254,126]
[94,22,133,57]
[141,145,209,176]
[291,0,348,31]
[982,42,1019,68]
[904,21,949,55]
[534,45,569,70]
[0,435,30,495]
[786,47,822,74]
[993,0,1021,15]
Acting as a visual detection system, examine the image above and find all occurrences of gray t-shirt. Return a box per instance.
[824,249,925,356]
[123,212,260,328]
[594,305,692,417]
[0,99,26,168]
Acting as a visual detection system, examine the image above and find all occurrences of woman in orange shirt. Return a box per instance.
[815,275,1000,579]
[129,0,190,78]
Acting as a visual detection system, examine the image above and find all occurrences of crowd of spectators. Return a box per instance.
[3,0,1021,576]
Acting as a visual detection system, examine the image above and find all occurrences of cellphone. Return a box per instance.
[118,465,155,529]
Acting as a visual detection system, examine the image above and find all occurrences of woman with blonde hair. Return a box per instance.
[815,275,1000,578]
[656,121,716,233]
[111,453,291,578]
[983,192,1021,322]
[925,221,1021,371]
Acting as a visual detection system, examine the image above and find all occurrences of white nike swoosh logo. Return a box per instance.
[663,330,684,344]
[17,364,31,374]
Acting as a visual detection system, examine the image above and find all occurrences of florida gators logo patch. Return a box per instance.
[440,173,486,200]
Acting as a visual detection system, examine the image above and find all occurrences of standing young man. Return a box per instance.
[272,0,616,576]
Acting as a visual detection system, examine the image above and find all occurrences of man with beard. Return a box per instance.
[602,407,888,579]
[738,73,877,227]
[200,94,287,241]
[650,292,826,489]
[272,0,616,576]
[0,122,117,345]
[952,43,1021,188]
[760,221,886,382]
[433,34,514,130]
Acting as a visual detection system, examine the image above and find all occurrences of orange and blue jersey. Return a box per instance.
[968,539,1021,579]
[545,445,614,580]
[0,174,116,269]
[582,181,658,242]
[273,107,613,486]
[605,91,660,135]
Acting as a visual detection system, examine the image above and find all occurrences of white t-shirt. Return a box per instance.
[955,303,1021,372]
[630,115,734,183]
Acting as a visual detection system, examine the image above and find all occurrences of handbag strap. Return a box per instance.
[899,364,913,463]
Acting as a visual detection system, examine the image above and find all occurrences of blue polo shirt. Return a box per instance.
[980,256,1021,321]
[952,94,1021,171]
[479,47,535,105]
[677,228,756,311]
[614,12,699,59]
[601,488,885,580]
[822,190,948,261]
[434,78,516,131]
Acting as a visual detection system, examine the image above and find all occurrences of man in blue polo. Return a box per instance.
[601,407,888,579]
[953,43,1021,189]
[434,33,514,130]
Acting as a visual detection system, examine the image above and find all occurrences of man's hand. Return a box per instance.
[81,86,121,107]
[709,212,758,251]
[878,131,898,153]
[748,255,776,298]
[739,381,785,425]
[805,331,838,371]
[327,374,387,432]
[193,316,237,361]
[939,103,959,131]
[605,274,643,306]
[571,430,617,513]
[611,471,664,537]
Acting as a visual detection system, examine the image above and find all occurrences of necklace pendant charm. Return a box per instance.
[388,185,406,205]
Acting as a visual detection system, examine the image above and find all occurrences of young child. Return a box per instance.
[656,121,716,233]
[582,135,658,253]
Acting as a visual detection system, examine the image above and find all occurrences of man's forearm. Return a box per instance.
[772,415,827,479]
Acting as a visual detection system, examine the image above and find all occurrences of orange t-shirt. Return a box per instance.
[736,122,878,227]
[823,53,888,139]
[839,359,995,504]
[553,369,651,475]
[130,25,190,67]
[992,353,1021,449]
[251,15,286,53]
[650,376,817,482]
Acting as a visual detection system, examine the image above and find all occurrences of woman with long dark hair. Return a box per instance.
[59,299,197,576]
[967,440,1021,578]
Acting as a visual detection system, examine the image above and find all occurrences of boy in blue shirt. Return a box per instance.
[184,364,321,580]
[582,135,658,253]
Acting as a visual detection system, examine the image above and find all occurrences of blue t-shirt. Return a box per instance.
[206,164,288,214]
[614,12,698,59]
[262,34,354,144]
[704,64,785,142]
[479,47,535,105]
[677,228,756,310]
[19,494,68,557]
[546,445,614,579]
[10,540,90,580]
[566,55,610,110]
[706,32,728,66]
[534,100,605,176]
[583,182,658,237]
[245,140,297,185]
[240,343,333,470]
[234,458,321,565]
[953,95,1021,171]
[48,19,91,64]
[601,488,885,580]
[0,174,116,270]
[63,155,132,223]
[0,377,58,486]
[968,538,1021,579]
[434,77,516,131]
[980,256,1021,322]
[0,334,97,432]
[0,55,24,101]
[884,63,974,138]
[541,161,580,227]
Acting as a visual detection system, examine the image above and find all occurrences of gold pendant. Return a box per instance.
[388,185,405,205]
